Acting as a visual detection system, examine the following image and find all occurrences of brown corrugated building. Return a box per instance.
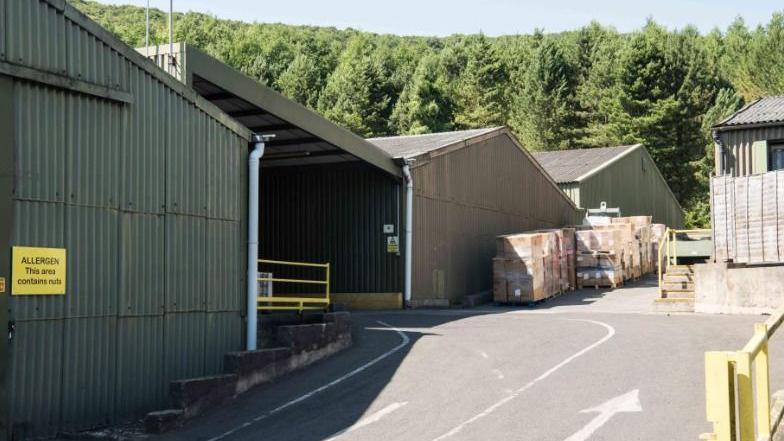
[368,128,583,307]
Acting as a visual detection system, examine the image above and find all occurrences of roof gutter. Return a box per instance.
[712,120,784,132]
[573,144,643,182]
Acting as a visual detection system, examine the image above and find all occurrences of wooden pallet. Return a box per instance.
[578,280,623,290]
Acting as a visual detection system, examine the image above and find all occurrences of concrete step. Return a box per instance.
[653,298,695,313]
[661,281,695,291]
[660,289,695,299]
[665,266,694,275]
[662,273,694,283]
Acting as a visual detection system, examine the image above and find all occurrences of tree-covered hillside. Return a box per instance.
[71,0,784,227]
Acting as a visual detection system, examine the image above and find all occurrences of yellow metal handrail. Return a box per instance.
[702,306,784,441]
[256,259,330,313]
[658,228,672,297]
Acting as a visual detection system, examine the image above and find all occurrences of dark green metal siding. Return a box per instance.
[576,148,684,227]
[2,2,250,438]
[0,75,14,440]
[260,162,402,294]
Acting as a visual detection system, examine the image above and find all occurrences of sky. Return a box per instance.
[98,0,781,36]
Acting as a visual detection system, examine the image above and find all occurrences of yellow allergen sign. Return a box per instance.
[12,246,67,295]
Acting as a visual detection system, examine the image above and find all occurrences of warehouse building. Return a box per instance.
[142,42,405,310]
[368,128,583,307]
[0,2,250,438]
[533,144,684,227]
[0,2,404,439]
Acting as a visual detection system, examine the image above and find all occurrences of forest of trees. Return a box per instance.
[73,1,784,227]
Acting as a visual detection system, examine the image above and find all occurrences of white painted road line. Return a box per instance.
[205,321,410,441]
[430,319,616,441]
[323,401,409,441]
[563,389,641,441]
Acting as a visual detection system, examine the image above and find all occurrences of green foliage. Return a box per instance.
[451,34,508,129]
[70,0,784,224]
[509,37,581,151]
[317,35,393,137]
[390,54,454,134]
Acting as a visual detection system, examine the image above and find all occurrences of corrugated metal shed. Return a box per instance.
[532,145,684,227]
[0,1,250,438]
[369,128,583,305]
[712,97,784,177]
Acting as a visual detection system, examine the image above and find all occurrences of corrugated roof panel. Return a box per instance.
[67,93,122,207]
[11,200,67,321]
[9,320,64,440]
[120,213,165,316]
[165,215,207,312]
[206,219,241,312]
[6,0,67,75]
[122,65,166,213]
[65,206,119,317]
[716,96,784,128]
[368,128,501,158]
[532,145,639,183]
[60,317,117,431]
[65,18,128,90]
[205,312,242,373]
[164,312,207,382]
[116,316,166,418]
[14,81,67,203]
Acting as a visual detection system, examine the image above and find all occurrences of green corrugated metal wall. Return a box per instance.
[1,1,250,439]
[260,162,402,294]
[574,147,684,227]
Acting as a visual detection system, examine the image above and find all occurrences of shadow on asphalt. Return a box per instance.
[156,279,658,441]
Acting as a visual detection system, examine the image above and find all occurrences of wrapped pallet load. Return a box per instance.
[650,223,667,271]
[611,216,653,277]
[494,233,546,304]
[575,228,625,288]
[590,223,636,280]
[494,232,564,304]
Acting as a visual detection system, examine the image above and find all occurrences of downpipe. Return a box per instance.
[246,134,266,351]
[402,161,414,308]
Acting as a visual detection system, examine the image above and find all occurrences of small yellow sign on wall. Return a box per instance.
[12,246,67,295]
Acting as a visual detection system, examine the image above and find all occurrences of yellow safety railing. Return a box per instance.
[256,259,330,313]
[657,228,672,297]
[702,306,784,441]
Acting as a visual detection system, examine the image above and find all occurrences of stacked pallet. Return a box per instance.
[494,230,572,304]
[650,223,667,271]
[574,228,625,288]
[611,216,654,278]
[562,227,576,291]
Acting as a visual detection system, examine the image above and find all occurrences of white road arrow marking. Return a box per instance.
[564,389,642,441]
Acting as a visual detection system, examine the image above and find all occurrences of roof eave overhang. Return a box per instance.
[183,45,402,178]
[713,121,784,132]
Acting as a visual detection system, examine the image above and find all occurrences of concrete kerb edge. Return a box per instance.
[144,312,352,433]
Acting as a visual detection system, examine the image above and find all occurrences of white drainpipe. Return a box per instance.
[246,135,266,351]
[402,161,414,308]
